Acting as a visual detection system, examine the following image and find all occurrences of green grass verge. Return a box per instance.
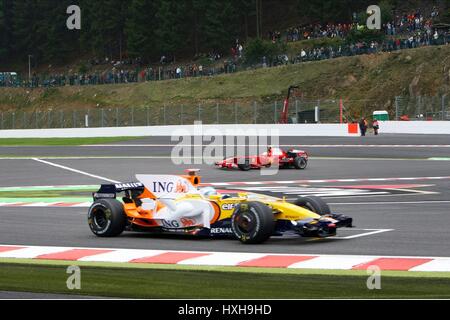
[0,185,94,203]
[1,45,449,120]
[1,259,449,299]
[0,137,142,146]
[0,189,93,200]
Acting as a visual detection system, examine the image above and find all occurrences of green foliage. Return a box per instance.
[345,28,386,44]
[200,1,238,52]
[0,0,444,67]
[297,0,371,23]
[10,0,77,63]
[441,1,450,23]
[126,0,159,59]
[81,0,129,57]
[244,38,287,65]
[379,0,394,24]
[1,0,258,64]
[155,0,188,54]
[78,62,88,74]
[0,0,7,59]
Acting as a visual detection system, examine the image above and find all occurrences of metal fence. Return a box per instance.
[0,100,334,130]
[0,96,449,130]
[394,95,450,121]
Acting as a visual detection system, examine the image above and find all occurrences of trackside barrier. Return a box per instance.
[1,122,449,138]
[0,124,359,138]
[379,121,450,135]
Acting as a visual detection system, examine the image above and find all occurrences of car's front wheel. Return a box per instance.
[294,157,308,169]
[88,199,127,237]
[294,196,331,215]
[231,202,275,244]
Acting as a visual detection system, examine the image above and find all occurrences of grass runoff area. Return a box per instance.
[0,259,450,299]
[0,137,140,146]
[0,185,95,200]
[1,45,449,117]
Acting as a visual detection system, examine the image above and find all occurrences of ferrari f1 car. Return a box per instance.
[215,147,308,171]
[88,170,352,244]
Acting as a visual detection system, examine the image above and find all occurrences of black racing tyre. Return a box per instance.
[231,202,275,244]
[294,196,331,216]
[238,159,252,171]
[294,157,308,170]
[88,199,127,237]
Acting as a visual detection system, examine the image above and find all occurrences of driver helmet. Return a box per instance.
[200,187,218,197]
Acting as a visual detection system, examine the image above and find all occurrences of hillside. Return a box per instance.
[1,45,449,120]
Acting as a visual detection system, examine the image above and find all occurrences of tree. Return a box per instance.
[441,0,450,23]
[0,0,12,60]
[126,0,159,60]
[297,0,371,23]
[244,37,286,65]
[39,0,78,63]
[80,0,129,59]
[232,0,254,40]
[155,0,188,56]
[200,1,240,53]
[183,0,249,55]
[345,28,386,44]
[11,0,43,60]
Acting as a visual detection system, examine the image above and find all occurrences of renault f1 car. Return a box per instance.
[215,147,308,171]
[88,170,352,244]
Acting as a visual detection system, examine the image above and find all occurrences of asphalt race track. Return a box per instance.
[1,134,449,257]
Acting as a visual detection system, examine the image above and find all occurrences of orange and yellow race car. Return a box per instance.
[88,170,353,244]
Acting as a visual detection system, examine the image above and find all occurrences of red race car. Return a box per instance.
[215,147,309,171]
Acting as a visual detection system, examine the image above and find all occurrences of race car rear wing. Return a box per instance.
[93,182,145,200]
[93,170,202,201]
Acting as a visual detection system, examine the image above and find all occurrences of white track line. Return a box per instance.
[410,259,450,272]
[288,255,377,270]
[32,158,120,184]
[0,156,446,162]
[82,144,450,148]
[331,229,394,240]
[208,176,450,186]
[329,200,450,205]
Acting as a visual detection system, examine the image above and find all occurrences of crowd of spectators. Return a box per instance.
[385,7,440,36]
[269,6,442,43]
[291,31,449,65]
[1,7,449,89]
[270,23,354,43]
[3,59,240,88]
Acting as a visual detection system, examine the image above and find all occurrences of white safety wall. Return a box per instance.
[379,121,450,135]
[0,124,357,138]
[1,122,450,138]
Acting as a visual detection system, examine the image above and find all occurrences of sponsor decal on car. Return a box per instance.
[93,193,115,199]
[181,218,196,227]
[114,183,143,189]
[136,175,199,199]
[221,203,237,211]
[161,220,181,229]
[211,227,233,234]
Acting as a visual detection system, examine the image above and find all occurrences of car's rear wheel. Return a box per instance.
[88,199,127,237]
[238,159,252,171]
[294,196,331,215]
[294,157,308,169]
[231,202,275,244]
